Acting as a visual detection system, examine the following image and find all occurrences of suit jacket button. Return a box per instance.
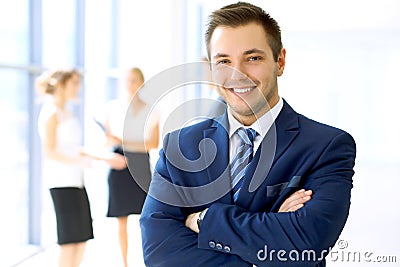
[216,243,223,250]
[208,241,216,248]
[224,245,231,253]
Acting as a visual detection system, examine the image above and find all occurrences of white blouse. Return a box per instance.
[38,102,84,189]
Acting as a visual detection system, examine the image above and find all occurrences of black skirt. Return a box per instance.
[106,148,151,217]
[49,187,94,245]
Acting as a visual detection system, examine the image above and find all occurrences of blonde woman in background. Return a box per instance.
[96,67,159,267]
[37,68,126,267]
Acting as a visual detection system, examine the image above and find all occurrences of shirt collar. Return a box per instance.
[228,97,283,139]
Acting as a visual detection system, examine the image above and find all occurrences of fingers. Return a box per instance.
[278,189,313,213]
[286,203,304,212]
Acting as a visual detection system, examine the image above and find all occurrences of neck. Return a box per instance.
[233,94,280,126]
[53,96,66,110]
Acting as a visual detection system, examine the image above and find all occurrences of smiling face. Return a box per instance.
[210,22,286,125]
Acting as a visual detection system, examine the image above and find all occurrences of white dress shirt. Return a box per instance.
[228,97,283,161]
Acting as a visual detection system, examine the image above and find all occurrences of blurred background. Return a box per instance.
[1,0,399,266]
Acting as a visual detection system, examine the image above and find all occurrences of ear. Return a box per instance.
[277,48,286,76]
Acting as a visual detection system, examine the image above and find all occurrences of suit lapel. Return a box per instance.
[203,114,233,204]
[271,100,300,164]
[236,100,300,208]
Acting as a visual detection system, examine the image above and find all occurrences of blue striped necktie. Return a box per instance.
[230,127,257,202]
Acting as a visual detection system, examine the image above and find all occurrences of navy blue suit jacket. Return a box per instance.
[140,100,356,266]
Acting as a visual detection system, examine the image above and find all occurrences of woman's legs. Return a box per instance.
[59,241,87,267]
[117,216,129,267]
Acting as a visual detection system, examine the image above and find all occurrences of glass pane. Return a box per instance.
[0,69,30,263]
[85,0,113,71]
[0,0,29,65]
[42,0,77,67]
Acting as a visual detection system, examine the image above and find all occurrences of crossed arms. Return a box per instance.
[140,131,356,266]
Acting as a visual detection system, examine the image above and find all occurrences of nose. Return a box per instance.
[230,62,248,81]
[211,60,250,87]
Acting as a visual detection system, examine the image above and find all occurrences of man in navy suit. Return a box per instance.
[140,2,356,266]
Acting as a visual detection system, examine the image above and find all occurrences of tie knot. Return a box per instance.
[237,127,257,145]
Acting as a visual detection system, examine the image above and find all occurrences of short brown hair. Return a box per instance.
[205,2,282,61]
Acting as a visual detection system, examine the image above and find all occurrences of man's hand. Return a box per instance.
[185,212,201,233]
[278,189,312,212]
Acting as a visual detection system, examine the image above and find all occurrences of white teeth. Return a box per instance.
[233,87,253,93]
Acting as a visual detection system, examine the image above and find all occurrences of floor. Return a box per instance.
[13,216,145,267]
[9,163,400,267]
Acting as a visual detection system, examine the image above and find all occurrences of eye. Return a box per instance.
[249,56,262,62]
[216,59,230,65]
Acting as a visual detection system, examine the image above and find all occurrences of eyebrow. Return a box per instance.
[212,53,229,60]
[212,48,266,60]
[244,48,266,55]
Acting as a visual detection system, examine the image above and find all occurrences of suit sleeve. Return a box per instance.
[197,132,356,266]
[139,134,252,267]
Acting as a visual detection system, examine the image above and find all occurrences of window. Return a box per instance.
[0,1,31,264]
